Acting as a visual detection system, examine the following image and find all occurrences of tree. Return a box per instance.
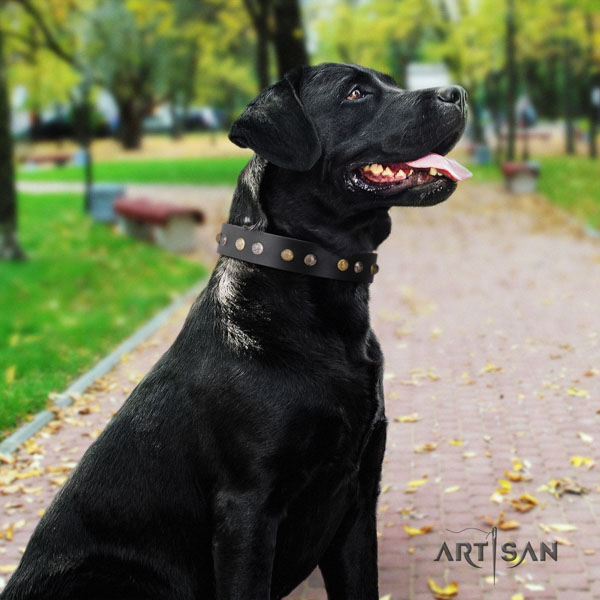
[272,0,308,78]
[243,0,308,91]
[0,25,25,260]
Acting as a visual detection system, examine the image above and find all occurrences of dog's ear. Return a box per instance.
[229,68,321,171]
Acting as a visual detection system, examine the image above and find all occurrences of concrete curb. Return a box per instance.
[0,280,207,455]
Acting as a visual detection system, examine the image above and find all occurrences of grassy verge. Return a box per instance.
[0,193,206,436]
[18,157,249,186]
[466,156,600,229]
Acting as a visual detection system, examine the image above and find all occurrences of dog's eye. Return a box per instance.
[347,88,365,100]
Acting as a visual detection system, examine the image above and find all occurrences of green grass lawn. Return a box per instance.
[0,193,206,436]
[18,157,250,186]
[467,156,600,229]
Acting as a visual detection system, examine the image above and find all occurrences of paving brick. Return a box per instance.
[2,182,599,599]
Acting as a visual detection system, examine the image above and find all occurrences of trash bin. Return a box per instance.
[89,184,125,223]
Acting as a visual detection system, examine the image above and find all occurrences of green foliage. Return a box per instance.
[0,192,205,435]
[18,156,250,184]
[465,157,600,229]
[537,155,600,229]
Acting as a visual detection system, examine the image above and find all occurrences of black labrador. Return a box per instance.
[2,63,469,600]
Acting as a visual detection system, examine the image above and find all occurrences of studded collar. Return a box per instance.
[216,224,379,284]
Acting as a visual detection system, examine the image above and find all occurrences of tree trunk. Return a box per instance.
[0,27,26,261]
[272,0,309,77]
[586,12,598,159]
[72,83,94,212]
[256,13,270,90]
[243,0,271,91]
[117,98,145,150]
[505,0,517,161]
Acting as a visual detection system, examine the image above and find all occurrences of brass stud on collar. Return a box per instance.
[337,259,349,272]
[235,238,245,251]
[304,253,317,266]
[370,264,379,275]
[354,261,363,274]
[281,248,294,261]
[251,242,264,255]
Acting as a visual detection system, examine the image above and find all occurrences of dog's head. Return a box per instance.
[229,63,470,212]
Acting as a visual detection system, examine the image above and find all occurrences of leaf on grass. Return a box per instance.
[5,366,16,385]
[414,442,438,453]
[395,413,421,423]
[570,456,595,469]
[427,578,458,599]
[404,524,434,536]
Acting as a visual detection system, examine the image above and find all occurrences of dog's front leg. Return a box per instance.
[212,490,278,600]
[318,420,387,600]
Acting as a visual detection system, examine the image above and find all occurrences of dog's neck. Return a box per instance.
[227,156,392,256]
[206,156,386,353]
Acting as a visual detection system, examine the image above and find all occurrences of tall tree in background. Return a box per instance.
[505,0,517,161]
[272,0,308,77]
[0,26,25,260]
[243,0,309,91]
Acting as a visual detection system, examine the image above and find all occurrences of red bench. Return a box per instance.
[114,197,205,253]
[22,153,72,166]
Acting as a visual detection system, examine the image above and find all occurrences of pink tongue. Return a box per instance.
[405,153,472,182]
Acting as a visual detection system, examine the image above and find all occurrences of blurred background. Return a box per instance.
[0,0,599,433]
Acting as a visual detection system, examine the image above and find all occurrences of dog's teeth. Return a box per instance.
[371,164,383,175]
[395,169,406,180]
[362,164,372,173]
[429,168,438,176]
[408,169,414,176]
[382,167,394,177]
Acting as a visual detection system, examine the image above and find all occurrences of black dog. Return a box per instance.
[2,63,469,600]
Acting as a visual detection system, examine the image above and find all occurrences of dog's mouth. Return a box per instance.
[346,153,472,195]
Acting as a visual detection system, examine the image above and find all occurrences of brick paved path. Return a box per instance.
[1,182,599,599]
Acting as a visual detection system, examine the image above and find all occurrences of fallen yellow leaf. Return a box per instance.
[404,524,434,536]
[448,439,463,446]
[578,432,594,444]
[570,456,595,469]
[479,362,503,374]
[414,442,438,453]
[567,387,589,397]
[512,593,525,600]
[444,486,460,494]
[395,413,421,423]
[427,578,458,599]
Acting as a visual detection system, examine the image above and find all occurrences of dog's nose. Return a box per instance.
[436,86,467,113]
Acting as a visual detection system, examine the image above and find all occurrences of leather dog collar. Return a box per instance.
[216,224,379,284]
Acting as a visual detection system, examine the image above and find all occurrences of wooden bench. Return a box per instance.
[22,153,73,167]
[114,197,205,253]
